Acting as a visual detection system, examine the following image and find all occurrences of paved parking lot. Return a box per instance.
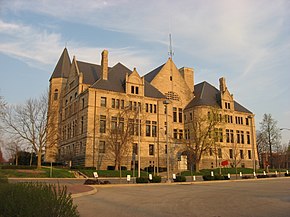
[74,178,290,217]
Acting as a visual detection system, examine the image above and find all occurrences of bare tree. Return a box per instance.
[4,139,24,166]
[105,107,138,172]
[0,94,54,169]
[259,114,281,169]
[184,108,221,172]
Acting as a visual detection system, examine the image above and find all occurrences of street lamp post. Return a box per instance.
[163,100,170,183]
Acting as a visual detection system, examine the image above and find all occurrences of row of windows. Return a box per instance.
[145,103,157,114]
[59,141,86,158]
[62,117,84,140]
[209,148,252,160]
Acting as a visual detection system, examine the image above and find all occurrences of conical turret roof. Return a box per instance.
[50,48,71,80]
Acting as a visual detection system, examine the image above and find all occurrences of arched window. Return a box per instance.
[54,89,59,100]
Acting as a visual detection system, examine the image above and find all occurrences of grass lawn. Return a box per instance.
[0,166,75,178]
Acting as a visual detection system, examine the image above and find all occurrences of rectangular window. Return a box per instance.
[119,117,124,132]
[101,97,107,107]
[111,98,115,108]
[248,150,252,159]
[241,131,245,144]
[149,144,154,156]
[135,86,139,94]
[165,145,167,154]
[150,104,153,113]
[237,130,241,143]
[245,118,249,125]
[111,116,117,131]
[146,103,149,112]
[179,129,183,140]
[146,120,151,137]
[229,149,233,159]
[178,108,183,123]
[240,150,244,159]
[173,129,178,139]
[173,107,177,122]
[116,99,120,109]
[153,104,157,113]
[247,131,250,144]
[99,141,105,153]
[152,121,157,137]
[131,86,135,94]
[230,130,234,143]
[100,115,106,133]
[226,129,230,143]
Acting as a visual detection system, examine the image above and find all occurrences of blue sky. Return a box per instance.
[0,0,289,144]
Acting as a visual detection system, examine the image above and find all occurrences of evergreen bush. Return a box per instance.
[136,177,148,183]
[149,176,161,183]
[174,175,186,182]
[0,182,79,217]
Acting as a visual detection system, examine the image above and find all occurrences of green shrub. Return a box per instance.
[203,175,215,181]
[150,176,161,183]
[174,175,186,182]
[214,175,225,180]
[0,182,79,217]
[136,177,148,183]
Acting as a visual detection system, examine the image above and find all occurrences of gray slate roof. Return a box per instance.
[76,61,165,99]
[185,81,252,114]
[50,48,71,80]
[144,63,165,83]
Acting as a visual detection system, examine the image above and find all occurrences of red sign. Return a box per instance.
[221,160,229,166]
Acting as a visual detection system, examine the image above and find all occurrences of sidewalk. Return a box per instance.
[67,184,98,198]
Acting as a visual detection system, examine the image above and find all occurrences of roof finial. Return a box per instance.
[168,33,174,59]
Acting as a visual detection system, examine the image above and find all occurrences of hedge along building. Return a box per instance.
[46,48,258,171]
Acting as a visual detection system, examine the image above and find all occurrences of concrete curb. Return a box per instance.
[71,186,98,199]
[88,176,290,188]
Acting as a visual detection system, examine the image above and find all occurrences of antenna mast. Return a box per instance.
[168,33,174,59]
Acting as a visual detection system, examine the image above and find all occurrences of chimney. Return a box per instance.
[101,50,108,80]
[179,67,194,93]
[219,77,226,93]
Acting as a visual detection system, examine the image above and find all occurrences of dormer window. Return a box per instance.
[131,85,139,95]
[225,102,231,109]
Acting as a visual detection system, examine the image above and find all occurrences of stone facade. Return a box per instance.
[46,48,258,172]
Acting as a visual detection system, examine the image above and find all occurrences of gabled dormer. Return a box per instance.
[219,77,234,111]
[126,67,144,96]
[64,56,81,94]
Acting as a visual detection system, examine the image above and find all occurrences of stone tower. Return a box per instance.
[45,48,71,162]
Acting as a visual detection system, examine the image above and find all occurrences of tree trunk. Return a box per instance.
[195,161,200,172]
[37,151,42,169]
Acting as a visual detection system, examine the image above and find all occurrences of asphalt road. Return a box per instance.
[74,178,290,217]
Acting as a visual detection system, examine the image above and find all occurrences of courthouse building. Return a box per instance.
[45,48,258,171]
